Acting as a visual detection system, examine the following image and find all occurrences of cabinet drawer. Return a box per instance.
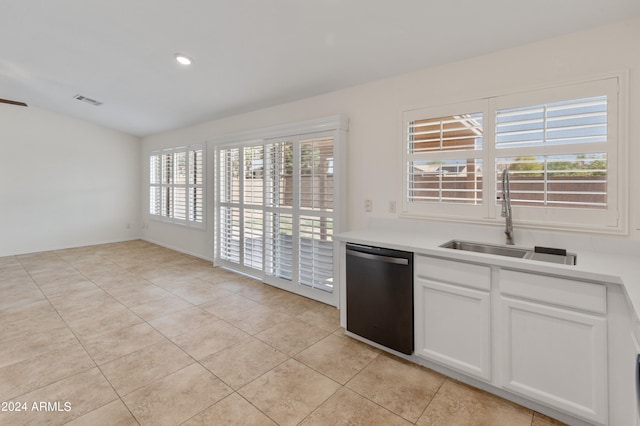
[500,269,606,314]
[416,255,490,291]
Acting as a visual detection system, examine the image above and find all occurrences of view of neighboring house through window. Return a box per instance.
[216,120,344,306]
[403,77,622,232]
[149,145,204,227]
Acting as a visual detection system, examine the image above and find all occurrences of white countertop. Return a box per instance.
[336,218,640,323]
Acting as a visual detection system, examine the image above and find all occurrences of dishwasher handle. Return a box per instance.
[346,248,409,265]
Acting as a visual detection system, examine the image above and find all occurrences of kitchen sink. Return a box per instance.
[440,240,576,265]
[441,240,528,259]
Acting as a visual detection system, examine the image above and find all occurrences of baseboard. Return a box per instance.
[141,237,214,263]
[1,237,141,257]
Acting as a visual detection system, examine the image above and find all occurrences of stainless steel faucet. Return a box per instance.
[501,168,514,245]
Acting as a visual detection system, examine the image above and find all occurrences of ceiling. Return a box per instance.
[2,1,639,137]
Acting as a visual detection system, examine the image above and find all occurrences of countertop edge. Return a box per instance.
[337,228,639,323]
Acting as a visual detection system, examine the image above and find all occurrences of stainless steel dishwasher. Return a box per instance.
[346,243,414,355]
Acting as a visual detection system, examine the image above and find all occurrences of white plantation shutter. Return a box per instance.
[300,137,334,209]
[149,155,161,216]
[189,150,204,222]
[219,147,241,264]
[243,208,263,269]
[408,115,483,153]
[298,137,334,292]
[174,151,187,220]
[149,144,205,227]
[495,97,607,149]
[493,78,619,229]
[264,212,293,281]
[220,207,241,263]
[264,141,294,281]
[495,96,608,209]
[403,76,622,232]
[215,117,347,306]
[242,145,264,269]
[299,215,333,291]
[403,100,487,219]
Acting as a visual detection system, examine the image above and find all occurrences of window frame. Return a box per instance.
[149,144,206,229]
[401,76,627,234]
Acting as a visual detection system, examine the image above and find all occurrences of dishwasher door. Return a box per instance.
[346,243,414,355]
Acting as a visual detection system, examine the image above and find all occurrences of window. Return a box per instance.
[495,96,608,209]
[149,145,204,227]
[215,116,347,306]
[404,100,488,219]
[402,77,623,232]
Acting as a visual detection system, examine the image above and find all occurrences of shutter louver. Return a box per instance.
[409,114,483,153]
[243,209,263,269]
[220,207,240,263]
[496,96,607,149]
[264,212,293,281]
[299,215,333,292]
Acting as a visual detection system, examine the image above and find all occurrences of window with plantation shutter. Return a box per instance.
[403,99,488,220]
[495,95,608,209]
[402,76,624,233]
[215,116,347,306]
[149,145,204,227]
[407,112,484,205]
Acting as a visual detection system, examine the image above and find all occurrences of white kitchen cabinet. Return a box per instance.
[415,256,491,381]
[499,269,607,425]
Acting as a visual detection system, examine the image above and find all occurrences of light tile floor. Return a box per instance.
[0,240,567,425]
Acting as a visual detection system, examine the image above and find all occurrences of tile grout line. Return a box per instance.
[25,250,146,424]
[4,254,130,423]
[414,376,448,425]
[59,243,285,424]
[73,250,205,426]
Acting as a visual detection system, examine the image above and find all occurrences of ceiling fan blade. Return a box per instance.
[0,98,28,107]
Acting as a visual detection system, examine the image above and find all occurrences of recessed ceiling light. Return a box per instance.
[175,54,193,66]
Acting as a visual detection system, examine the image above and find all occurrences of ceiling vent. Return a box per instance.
[73,94,103,106]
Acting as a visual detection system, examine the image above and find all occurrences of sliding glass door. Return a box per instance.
[216,124,344,306]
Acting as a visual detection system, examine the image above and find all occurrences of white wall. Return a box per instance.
[0,104,140,256]
[141,17,640,261]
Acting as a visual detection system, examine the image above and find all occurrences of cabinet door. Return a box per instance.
[500,296,607,425]
[415,278,491,381]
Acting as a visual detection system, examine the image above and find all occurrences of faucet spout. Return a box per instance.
[502,168,514,245]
